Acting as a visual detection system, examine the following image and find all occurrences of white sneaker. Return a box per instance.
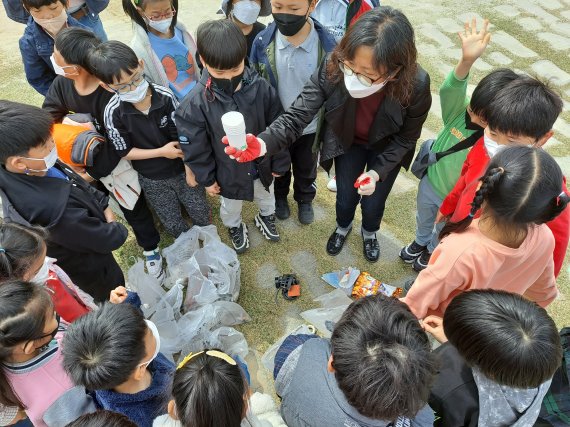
[143,249,164,282]
[327,176,337,192]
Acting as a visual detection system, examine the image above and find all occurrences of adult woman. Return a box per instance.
[225,6,431,262]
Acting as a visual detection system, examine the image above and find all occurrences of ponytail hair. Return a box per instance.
[0,224,47,282]
[0,281,53,407]
[122,0,178,33]
[441,146,567,239]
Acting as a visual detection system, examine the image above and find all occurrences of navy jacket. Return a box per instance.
[19,16,87,96]
[3,0,109,24]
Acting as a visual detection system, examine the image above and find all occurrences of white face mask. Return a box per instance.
[118,79,150,104]
[23,146,59,173]
[147,17,173,34]
[343,73,389,99]
[33,9,68,35]
[50,54,78,77]
[483,133,505,158]
[138,319,161,368]
[232,0,261,25]
[32,257,51,286]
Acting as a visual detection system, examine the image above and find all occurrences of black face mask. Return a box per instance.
[210,70,244,93]
[272,12,308,37]
[465,109,484,131]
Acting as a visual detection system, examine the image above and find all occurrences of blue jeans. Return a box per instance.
[414,175,444,253]
[335,144,400,233]
[77,11,107,41]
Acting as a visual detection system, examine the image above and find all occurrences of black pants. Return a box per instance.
[274,133,317,203]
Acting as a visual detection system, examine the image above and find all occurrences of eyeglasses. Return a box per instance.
[177,350,236,370]
[145,8,176,21]
[34,313,60,342]
[338,60,400,87]
[106,72,146,94]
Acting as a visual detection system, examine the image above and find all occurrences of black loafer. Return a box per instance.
[362,233,380,262]
[326,227,351,256]
[275,198,290,220]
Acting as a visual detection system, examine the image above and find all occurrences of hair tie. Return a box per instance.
[556,191,567,206]
[468,212,475,218]
[497,167,505,174]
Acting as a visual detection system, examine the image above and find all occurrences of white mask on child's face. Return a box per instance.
[32,258,51,286]
[483,133,505,158]
[23,146,59,173]
[147,17,172,33]
[232,0,261,25]
[118,79,150,104]
[138,320,161,368]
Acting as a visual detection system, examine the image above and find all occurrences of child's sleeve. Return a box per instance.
[175,103,217,188]
[42,78,69,123]
[19,35,55,96]
[103,101,134,157]
[439,70,469,125]
[524,258,558,308]
[439,153,471,216]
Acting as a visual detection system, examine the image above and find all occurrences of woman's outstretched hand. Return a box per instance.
[355,170,380,196]
[222,133,267,163]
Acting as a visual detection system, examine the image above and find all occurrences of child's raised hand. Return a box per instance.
[161,141,184,159]
[110,286,128,304]
[458,18,491,64]
[422,315,448,343]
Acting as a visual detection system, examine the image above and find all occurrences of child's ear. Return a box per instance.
[22,340,36,355]
[327,355,335,373]
[168,399,179,420]
[99,82,115,94]
[132,364,147,381]
[5,156,29,174]
[536,130,554,147]
[308,0,317,13]
[139,59,145,70]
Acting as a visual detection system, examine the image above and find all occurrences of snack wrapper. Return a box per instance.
[351,272,403,299]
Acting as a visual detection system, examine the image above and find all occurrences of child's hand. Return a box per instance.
[110,286,128,304]
[435,210,448,224]
[459,18,491,64]
[422,315,448,343]
[103,206,116,223]
[185,165,198,187]
[223,134,266,162]
[271,172,282,177]
[161,141,184,159]
[206,181,221,196]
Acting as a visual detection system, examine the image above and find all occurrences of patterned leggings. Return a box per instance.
[139,173,211,238]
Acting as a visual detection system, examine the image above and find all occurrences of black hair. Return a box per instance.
[470,68,520,121]
[440,146,568,239]
[173,350,247,427]
[330,294,437,420]
[486,76,563,140]
[54,27,102,71]
[0,223,47,281]
[0,281,53,407]
[87,41,140,85]
[0,101,53,164]
[122,0,178,33]
[328,6,417,105]
[22,0,66,8]
[196,20,247,70]
[444,289,562,388]
[62,303,147,390]
[65,410,138,427]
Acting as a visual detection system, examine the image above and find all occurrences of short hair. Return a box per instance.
[87,41,139,85]
[65,411,137,427]
[486,76,563,139]
[0,223,47,281]
[62,303,147,390]
[444,289,562,388]
[470,68,520,121]
[0,101,53,164]
[196,20,247,70]
[330,294,437,420]
[22,0,66,8]
[54,27,102,70]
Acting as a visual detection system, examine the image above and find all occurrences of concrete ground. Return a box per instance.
[1,0,569,393]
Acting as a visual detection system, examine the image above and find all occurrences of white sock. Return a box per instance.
[361,228,377,240]
[335,222,352,236]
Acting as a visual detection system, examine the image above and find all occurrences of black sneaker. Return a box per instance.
[413,250,431,272]
[326,227,351,256]
[228,223,249,254]
[255,213,280,241]
[399,241,427,263]
[275,198,290,220]
[362,233,380,263]
[298,202,314,224]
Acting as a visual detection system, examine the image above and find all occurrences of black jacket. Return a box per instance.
[258,55,432,181]
[0,162,128,301]
[175,66,290,201]
[429,343,479,427]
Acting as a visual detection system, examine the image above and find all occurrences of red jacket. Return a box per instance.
[440,138,570,277]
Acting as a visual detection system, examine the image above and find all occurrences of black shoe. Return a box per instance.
[413,250,431,272]
[275,198,290,220]
[326,227,351,256]
[362,233,380,263]
[298,202,314,224]
[255,213,280,241]
[228,223,249,254]
[399,240,427,263]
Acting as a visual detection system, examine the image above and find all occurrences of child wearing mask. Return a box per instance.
[62,303,175,427]
[251,0,336,224]
[89,40,212,238]
[123,0,199,101]
[311,0,378,43]
[176,20,290,254]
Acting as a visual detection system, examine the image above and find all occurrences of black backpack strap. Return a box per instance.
[435,129,483,161]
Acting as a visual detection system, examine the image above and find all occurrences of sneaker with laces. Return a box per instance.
[399,241,427,263]
[413,250,431,272]
[254,213,280,241]
[327,176,337,192]
[143,249,164,282]
[228,223,249,254]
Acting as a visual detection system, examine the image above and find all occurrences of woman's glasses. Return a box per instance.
[338,60,400,87]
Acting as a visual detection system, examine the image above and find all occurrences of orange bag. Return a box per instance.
[52,123,103,167]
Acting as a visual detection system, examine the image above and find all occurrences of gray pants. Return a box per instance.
[415,175,444,253]
[220,180,275,228]
[139,173,211,238]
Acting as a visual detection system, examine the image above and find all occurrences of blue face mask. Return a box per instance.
[23,146,58,173]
